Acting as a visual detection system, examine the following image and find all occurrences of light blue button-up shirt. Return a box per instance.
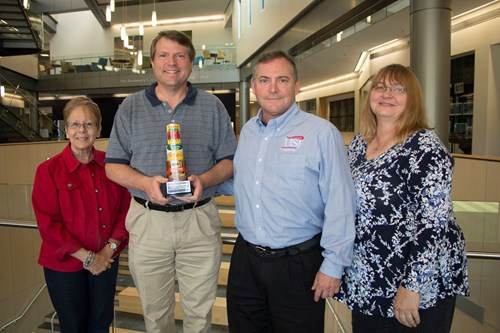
[233,103,356,278]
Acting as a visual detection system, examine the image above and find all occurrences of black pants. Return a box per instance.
[43,257,119,333]
[352,296,457,333]
[227,234,325,333]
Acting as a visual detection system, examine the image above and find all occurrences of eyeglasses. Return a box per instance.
[66,121,98,130]
[372,84,407,95]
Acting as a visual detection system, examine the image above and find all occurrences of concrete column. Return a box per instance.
[410,0,451,144]
[239,79,250,134]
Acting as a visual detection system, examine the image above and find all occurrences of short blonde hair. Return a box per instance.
[360,64,430,143]
[63,97,102,125]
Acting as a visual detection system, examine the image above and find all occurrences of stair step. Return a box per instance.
[219,210,235,227]
[116,261,230,287]
[214,195,235,207]
[117,287,228,326]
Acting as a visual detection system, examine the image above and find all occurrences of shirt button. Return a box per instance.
[91,173,94,177]
[101,224,107,229]
[264,137,268,141]
[67,183,72,188]
[95,189,99,193]
[98,207,103,212]
[255,181,259,185]
[256,204,260,208]
[258,158,262,162]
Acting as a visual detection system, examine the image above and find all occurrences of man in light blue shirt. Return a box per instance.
[226,50,356,333]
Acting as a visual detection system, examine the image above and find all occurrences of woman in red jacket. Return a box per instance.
[32,97,130,332]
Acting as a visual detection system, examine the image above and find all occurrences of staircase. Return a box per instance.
[0,104,46,143]
[37,195,237,333]
[0,0,43,56]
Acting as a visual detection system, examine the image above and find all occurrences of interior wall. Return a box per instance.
[0,55,38,80]
[451,14,500,157]
[294,10,500,157]
[232,0,315,65]
[485,43,500,157]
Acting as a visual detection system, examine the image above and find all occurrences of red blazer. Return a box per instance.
[33,144,130,272]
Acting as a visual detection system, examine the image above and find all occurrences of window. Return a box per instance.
[248,0,252,27]
[237,0,242,40]
[449,52,474,154]
[329,95,354,132]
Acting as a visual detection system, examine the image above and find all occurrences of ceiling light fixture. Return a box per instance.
[139,0,144,35]
[354,51,368,72]
[138,50,143,66]
[120,25,127,40]
[110,0,115,12]
[0,85,5,98]
[120,15,225,28]
[300,73,358,92]
[336,31,343,42]
[152,0,157,26]
[106,5,111,22]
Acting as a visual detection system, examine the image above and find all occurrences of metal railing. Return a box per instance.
[0,283,47,332]
[0,218,498,332]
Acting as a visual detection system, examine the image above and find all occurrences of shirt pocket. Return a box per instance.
[272,153,307,191]
[55,177,82,223]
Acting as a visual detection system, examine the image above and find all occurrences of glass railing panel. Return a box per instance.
[45,45,237,77]
[453,258,500,333]
[0,73,63,142]
[455,200,500,253]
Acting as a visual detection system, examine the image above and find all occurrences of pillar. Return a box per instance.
[239,79,250,134]
[410,0,452,144]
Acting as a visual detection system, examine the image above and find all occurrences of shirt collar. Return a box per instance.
[255,102,300,129]
[63,144,103,173]
[145,82,198,107]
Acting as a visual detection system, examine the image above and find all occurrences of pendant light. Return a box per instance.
[106,5,111,22]
[138,50,143,66]
[120,25,127,40]
[152,0,157,27]
[139,0,144,36]
[121,1,128,42]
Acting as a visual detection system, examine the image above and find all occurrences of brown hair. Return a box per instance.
[63,96,102,125]
[360,64,430,143]
[150,30,195,62]
[252,50,298,83]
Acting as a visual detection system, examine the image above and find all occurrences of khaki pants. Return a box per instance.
[126,198,222,333]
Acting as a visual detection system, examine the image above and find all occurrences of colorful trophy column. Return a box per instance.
[166,121,192,196]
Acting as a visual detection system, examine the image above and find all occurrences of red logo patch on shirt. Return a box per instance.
[281,136,304,151]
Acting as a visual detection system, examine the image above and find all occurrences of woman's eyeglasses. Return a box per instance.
[66,122,98,130]
[372,84,407,95]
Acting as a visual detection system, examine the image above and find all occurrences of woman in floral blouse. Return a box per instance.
[336,64,469,332]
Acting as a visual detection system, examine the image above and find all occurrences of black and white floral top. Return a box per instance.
[336,129,469,317]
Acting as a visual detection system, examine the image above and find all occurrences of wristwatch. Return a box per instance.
[105,241,117,252]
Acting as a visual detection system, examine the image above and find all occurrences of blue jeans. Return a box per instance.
[352,296,457,333]
[43,257,119,333]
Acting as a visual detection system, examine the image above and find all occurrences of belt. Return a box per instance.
[245,233,321,258]
[134,196,211,212]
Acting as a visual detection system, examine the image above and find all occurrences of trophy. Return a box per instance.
[165,121,192,197]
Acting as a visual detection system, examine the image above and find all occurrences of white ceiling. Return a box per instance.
[34,0,495,87]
